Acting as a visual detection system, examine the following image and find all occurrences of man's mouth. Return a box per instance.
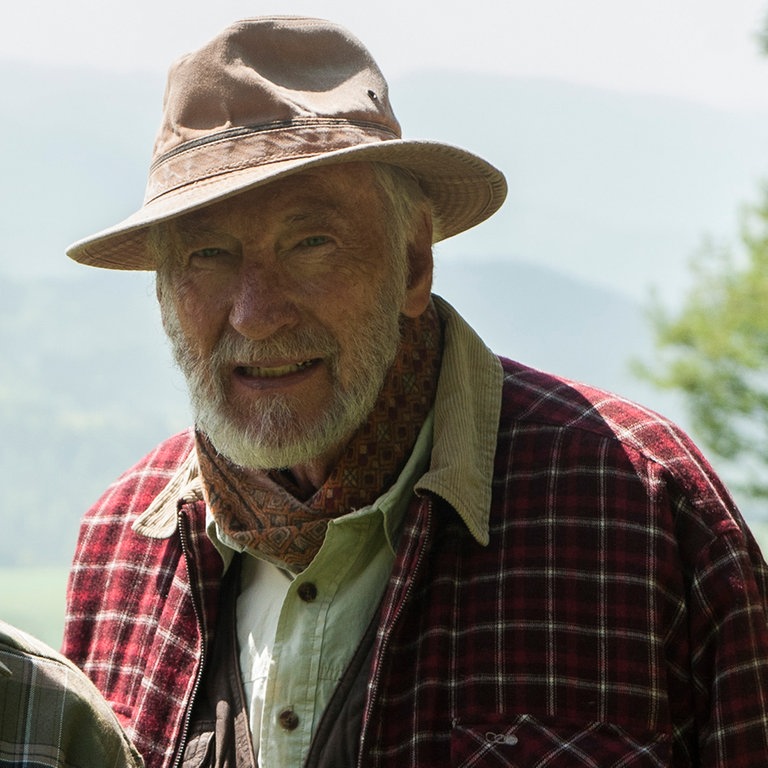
[236,359,319,379]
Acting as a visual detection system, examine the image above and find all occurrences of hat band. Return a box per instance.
[144,118,400,204]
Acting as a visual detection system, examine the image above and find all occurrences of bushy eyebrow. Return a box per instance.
[283,207,345,228]
[167,196,349,246]
[170,218,224,244]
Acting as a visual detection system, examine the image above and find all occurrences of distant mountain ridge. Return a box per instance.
[394,71,768,302]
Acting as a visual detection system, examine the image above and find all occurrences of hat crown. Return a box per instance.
[154,17,401,162]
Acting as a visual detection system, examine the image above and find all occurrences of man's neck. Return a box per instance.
[265,445,347,500]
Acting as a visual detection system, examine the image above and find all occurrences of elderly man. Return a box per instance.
[63,16,768,768]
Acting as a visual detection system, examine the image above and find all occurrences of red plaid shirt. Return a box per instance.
[64,357,768,768]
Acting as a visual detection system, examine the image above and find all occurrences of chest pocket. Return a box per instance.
[450,715,671,767]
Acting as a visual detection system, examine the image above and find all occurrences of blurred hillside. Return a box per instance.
[0,272,188,565]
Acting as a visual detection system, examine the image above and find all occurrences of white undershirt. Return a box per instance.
[236,556,293,760]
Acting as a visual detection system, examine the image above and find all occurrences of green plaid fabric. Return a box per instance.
[0,620,143,768]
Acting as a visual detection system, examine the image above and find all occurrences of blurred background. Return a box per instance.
[3,0,768,647]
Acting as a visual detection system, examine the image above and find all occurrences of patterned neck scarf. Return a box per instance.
[197,302,443,572]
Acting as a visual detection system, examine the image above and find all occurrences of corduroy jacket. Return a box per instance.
[63,352,768,768]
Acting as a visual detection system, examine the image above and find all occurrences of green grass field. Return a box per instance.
[0,567,70,650]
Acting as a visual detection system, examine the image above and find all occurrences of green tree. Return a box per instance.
[639,193,768,502]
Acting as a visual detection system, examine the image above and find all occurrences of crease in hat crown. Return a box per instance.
[67,16,508,270]
[146,16,402,205]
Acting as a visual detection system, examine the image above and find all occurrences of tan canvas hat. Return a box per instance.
[67,16,508,270]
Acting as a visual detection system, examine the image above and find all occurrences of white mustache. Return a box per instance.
[210,327,339,370]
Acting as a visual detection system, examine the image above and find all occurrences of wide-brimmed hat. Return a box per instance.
[67,16,508,270]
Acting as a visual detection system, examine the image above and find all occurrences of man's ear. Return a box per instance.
[401,209,434,318]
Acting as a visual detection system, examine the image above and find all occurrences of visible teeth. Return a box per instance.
[242,361,313,378]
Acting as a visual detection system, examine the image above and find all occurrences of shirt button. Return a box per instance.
[297,582,318,602]
[278,707,299,731]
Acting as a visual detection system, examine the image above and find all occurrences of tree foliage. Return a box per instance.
[640,190,768,501]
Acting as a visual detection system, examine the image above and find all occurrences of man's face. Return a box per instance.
[157,163,428,472]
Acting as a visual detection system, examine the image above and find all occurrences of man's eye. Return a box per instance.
[192,247,227,258]
[299,235,330,247]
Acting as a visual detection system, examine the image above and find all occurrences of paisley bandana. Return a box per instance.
[197,302,443,571]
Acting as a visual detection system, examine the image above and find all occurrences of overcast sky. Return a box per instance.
[5,0,768,112]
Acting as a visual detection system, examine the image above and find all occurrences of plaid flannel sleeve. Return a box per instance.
[682,519,768,764]
[0,621,144,768]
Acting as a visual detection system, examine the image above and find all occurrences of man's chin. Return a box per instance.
[194,387,377,471]
[196,413,333,471]
[200,428,298,470]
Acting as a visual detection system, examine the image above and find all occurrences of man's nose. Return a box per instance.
[228,265,299,340]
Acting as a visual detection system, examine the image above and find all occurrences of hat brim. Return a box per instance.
[66,139,507,270]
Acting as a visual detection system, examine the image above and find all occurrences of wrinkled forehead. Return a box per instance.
[168,161,383,232]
